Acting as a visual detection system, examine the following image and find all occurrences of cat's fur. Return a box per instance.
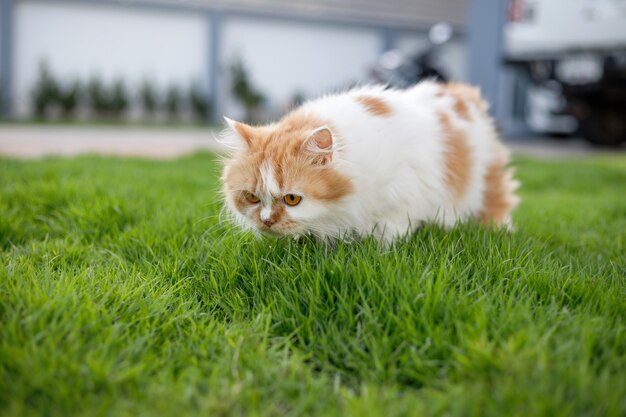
[221,81,519,243]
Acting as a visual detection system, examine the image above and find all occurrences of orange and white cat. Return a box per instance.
[221,81,519,243]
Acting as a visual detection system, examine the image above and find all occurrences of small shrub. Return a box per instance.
[140,79,159,116]
[57,80,82,118]
[110,79,129,118]
[87,76,110,117]
[230,59,265,123]
[189,82,211,122]
[164,85,181,119]
[31,62,60,119]
[86,76,128,120]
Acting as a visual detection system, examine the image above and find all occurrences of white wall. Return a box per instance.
[439,40,468,82]
[394,34,430,56]
[14,1,209,116]
[11,1,468,120]
[220,17,382,120]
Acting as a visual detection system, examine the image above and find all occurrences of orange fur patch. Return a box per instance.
[477,144,518,226]
[355,95,393,117]
[439,112,472,200]
[453,98,471,121]
[232,121,256,145]
[269,202,285,224]
[223,110,354,210]
[437,82,489,120]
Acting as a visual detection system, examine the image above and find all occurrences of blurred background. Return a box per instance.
[0,0,625,156]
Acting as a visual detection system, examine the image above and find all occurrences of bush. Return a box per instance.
[57,80,82,118]
[110,79,129,118]
[230,60,265,123]
[85,77,128,119]
[31,63,86,120]
[140,79,159,116]
[164,85,181,119]
[31,62,60,119]
[87,76,110,117]
[27,68,216,123]
[189,82,211,122]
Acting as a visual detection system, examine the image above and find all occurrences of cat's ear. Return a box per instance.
[220,117,255,150]
[302,126,334,164]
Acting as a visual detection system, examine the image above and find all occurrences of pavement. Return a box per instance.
[506,136,625,159]
[0,125,223,159]
[0,125,624,159]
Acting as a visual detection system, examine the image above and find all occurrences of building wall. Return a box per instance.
[439,40,467,82]
[220,16,382,120]
[0,2,3,80]
[0,0,5,92]
[145,0,469,29]
[13,0,209,116]
[10,0,468,120]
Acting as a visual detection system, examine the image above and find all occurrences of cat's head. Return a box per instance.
[221,113,354,237]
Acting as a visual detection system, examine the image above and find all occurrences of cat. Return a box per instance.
[220,81,519,243]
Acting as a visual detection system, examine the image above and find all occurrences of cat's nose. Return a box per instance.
[263,219,275,228]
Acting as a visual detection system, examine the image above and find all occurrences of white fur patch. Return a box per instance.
[260,161,281,197]
[217,117,248,152]
[260,206,272,221]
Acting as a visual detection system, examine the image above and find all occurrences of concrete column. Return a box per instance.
[208,10,222,123]
[380,27,395,53]
[467,0,508,122]
[0,0,14,118]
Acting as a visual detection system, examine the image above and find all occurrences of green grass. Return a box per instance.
[1,154,624,417]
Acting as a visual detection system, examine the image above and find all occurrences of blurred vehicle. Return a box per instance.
[505,0,626,145]
[369,23,452,88]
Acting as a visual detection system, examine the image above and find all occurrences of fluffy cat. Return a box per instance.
[221,81,519,243]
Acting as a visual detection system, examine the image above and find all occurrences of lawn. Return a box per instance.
[1,153,624,417]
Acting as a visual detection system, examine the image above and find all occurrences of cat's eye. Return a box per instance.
[283,194,302,206]
[244,192,260,204]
